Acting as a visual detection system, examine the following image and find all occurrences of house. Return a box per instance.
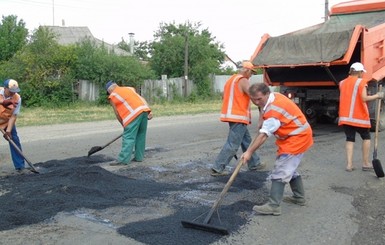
[45,26,130,56]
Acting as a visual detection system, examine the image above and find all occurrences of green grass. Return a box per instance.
[17,100,224,127]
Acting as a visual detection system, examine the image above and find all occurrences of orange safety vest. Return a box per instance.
[108,86,151,128]
[220,74,251,124]
[0,87,20,129]
[338,76,371,128]
[263,93,313,155]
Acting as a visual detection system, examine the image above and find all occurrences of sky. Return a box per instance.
[0,0,345,62]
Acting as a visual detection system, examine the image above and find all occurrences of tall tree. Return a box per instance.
[10,26,76,106]
[118,39,151,62]
[0,15,28,61]
[150,21,225,96]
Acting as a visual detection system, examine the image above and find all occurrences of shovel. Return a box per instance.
[87,133,122,157]
[0,128,39,173]
[372,85,384,178]
[181,159,244,235]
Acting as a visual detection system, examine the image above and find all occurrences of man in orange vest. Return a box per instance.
[242,83,313,216]
[211,61,264,176]
[0,79,27,173]
[106,81,153,165]
[338,62,384,172]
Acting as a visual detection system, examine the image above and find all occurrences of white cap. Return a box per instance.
[350,62,366,72]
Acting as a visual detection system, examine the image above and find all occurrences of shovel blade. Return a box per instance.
[372,159,384,178]
[87,146,103,157]
[181,220,229,235]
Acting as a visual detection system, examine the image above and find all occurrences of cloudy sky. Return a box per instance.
[1,0,344,62]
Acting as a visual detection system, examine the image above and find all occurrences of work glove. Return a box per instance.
[377,91,384,99]
[3,131,11,141]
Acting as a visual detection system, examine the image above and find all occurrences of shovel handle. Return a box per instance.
[0,128,38,173]
[374,85,382,152]
[103,133,123,148]
[203,160,244,224]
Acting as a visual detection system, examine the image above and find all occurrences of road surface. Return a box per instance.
[0,112,384,245]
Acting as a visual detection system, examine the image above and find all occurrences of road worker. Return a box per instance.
[106,81,153,165]
[242,83,313,215]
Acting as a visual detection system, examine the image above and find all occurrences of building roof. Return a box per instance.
[45,26,131,56]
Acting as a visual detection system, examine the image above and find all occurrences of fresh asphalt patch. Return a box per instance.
[0,155,268,245]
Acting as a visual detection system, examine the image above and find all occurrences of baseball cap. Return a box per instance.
[242,61,258,73]
[105,80,116,91]
[350,62,366,72]
[242,61,254,69]
[4,79,20,93]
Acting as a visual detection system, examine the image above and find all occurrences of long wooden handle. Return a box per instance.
[0,128,38,173]
[374,85,382,152]
[203,160,244,224]
[102,133,123,149]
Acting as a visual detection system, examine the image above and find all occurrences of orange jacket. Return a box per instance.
[220,74,251,124]
[0,87,20,129]
[338,76,371,128]
[108,86,151,128]
[263,93,313,155]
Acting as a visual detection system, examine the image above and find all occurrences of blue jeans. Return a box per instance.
[212,122,261,172]
[7,125,25,170]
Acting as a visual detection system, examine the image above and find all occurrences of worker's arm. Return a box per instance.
[238,77,250,95]
[241,117,280,163]
[110,100,123,126]
[242,133,269,163]
[361,86,383,102]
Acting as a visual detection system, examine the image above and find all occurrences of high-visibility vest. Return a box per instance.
[338,76,371,128]
[0,87,20,129]
[108,86,151,128]
[263,93,313,155]
[220,74,251,124]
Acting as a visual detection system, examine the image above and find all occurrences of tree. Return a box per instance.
[73,39,155,88]
[9,26,77,106]
[0,15,28,61]
[149,21,225,97]
[118,39,151,62]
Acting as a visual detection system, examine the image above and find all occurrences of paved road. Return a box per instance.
[1,112,384,244]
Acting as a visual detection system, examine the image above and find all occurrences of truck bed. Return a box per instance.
[251,10,385,66]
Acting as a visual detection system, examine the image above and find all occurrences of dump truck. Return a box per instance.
[250,0,385,129]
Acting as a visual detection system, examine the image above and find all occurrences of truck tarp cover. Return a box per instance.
[252,11,385,66]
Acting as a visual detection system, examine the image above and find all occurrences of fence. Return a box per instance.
[140,77,194,103]
[77,74,264,102]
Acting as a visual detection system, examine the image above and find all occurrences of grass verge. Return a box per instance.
[17,100,223,127]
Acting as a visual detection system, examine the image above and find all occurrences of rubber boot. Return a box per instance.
[253,180,285,216]
[283,176,306,206]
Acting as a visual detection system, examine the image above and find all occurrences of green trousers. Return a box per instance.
[118,112,148,164]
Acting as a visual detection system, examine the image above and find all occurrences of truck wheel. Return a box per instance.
[304,105,317,126]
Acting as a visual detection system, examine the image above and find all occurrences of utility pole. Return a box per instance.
[183,32,189,97]
[324,0,329,21]
[52,0,55,25]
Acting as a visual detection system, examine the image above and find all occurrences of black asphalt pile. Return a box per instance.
[0,155,268,245]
